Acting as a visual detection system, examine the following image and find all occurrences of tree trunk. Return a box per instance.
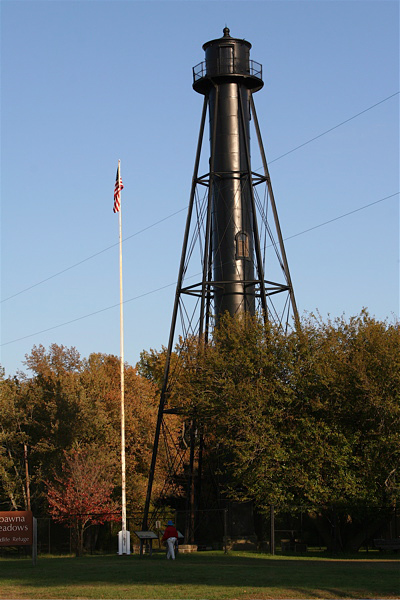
[24,444,31,511]
[75,525,84,557]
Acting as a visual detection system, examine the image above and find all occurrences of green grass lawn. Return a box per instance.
[0,551,399,599]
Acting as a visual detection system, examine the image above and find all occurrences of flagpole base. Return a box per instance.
[118,530,131,555]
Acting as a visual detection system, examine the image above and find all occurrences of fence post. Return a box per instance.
[270,505,275,555]
[224,509,228,554]
[32,517,37,566]
[333,508,338,554]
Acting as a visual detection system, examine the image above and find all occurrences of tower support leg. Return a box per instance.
[142,97,208,530]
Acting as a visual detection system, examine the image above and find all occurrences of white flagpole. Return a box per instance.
[116,159,128,555]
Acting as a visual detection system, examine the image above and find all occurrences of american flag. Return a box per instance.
[113,161,124,213]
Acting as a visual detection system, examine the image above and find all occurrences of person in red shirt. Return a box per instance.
[162,520,179,559]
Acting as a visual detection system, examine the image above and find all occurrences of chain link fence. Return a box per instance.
[2,504,398,556]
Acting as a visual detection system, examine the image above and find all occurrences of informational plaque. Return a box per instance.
[134,531,158,540]
[0,511,33,546]
[134,530,158,556]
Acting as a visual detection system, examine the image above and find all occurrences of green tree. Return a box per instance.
[292,312,400,549]
[177,311,400,550]
[0,369,30,510]
[12,344,87,512]
[1,345,168,516]
[185,313,296,506]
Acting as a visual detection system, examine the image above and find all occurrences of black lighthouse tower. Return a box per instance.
[142,28,299,533]
[194,27,264,317]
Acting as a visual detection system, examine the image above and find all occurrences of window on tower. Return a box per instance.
[235,232,249,259]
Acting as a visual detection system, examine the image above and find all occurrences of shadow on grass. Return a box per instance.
[0,552,399,599]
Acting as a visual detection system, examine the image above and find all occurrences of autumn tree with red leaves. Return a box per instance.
[47,446,120,556]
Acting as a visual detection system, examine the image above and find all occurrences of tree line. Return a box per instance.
[1,310,399,552]
[0,348,177,513]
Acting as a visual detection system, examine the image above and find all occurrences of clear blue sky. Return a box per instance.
[1,0,399,377]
